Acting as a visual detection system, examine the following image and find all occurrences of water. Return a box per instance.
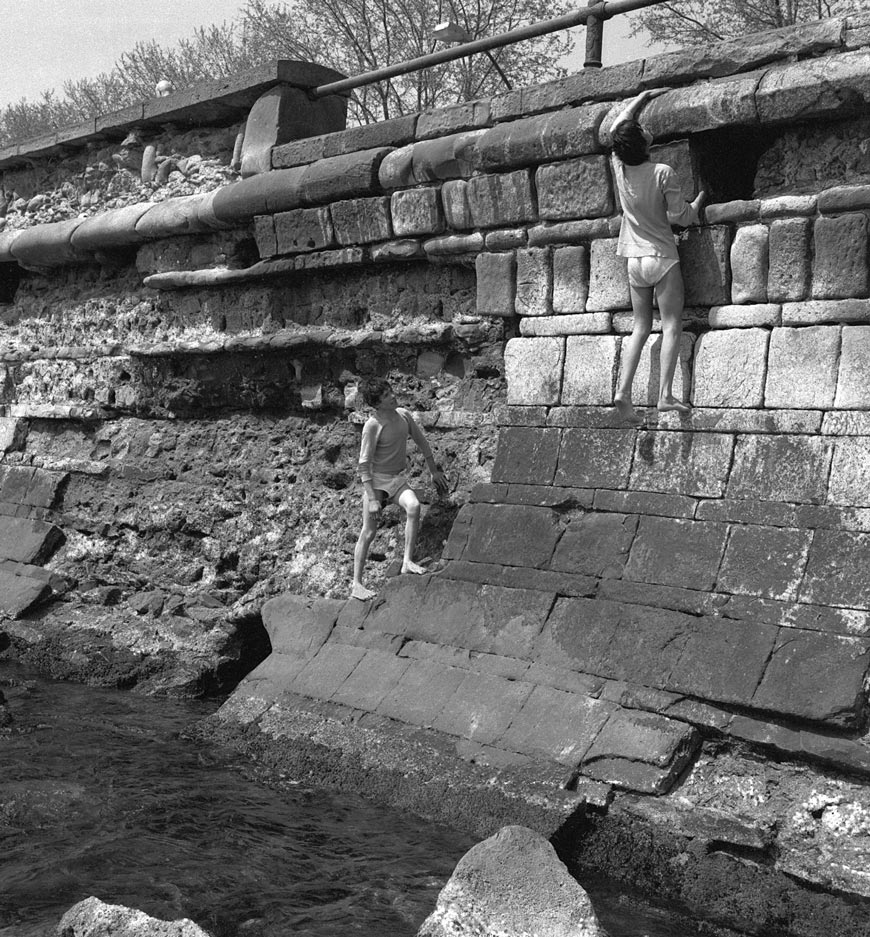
[0,661,716,937]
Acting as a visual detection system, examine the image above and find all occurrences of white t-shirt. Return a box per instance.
[612,157,698,260]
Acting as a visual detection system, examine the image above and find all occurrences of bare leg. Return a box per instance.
[614,284,653,425]
[397,488,426,574]
[351,493,379,599]
[655,265,690,412]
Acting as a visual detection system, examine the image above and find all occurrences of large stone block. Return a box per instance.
[752,630,870,728]
[730,224,768,303]
[384,577,555,659]
[412,130,486,182]
[329,648,411,712]
[472,105,609,172]
[553,245,589,314]
[273,206,334,254]
[639,72,759,138]
[491,427,561,485]
[376,658,467,727]
[432,670,534,744]
[70,203,152,251]
[755,49,870,126]
[390,187,444,237]
[835,325,870,409]
[580,709,700,795]
[499,685,614,765]
[520,314,610,336]
[586,239,630,312]
[678,226,731,306]
[289,643,367,701]
[551,511,638,577]
[11,219,88,267]
[442,179,473,229]
[476,252,516,317]
[618,332,693,407]
[515,248,552,317]
[535,156,613,221]
[768,218,811,302]
[812,213,870,300]
[623,515,728,591]
[463,503,561,569]
[717,525,812,602]
[241,83,347,176]
[301,147,392,204]
[504,337,564,405]
[692,328,769,408]
[727,434,832,504]
[261,593,343,658]
[330,196,392,245]
[801,529,870,609]
[0,516,64,565]
[829,437,870,507]
[555,427,635,489]
[0,568,51,618]
[650,140,699,202]
[562,335,619,405]
[631,431,734,498]
[764,326,840,409]
[467,170,537,229]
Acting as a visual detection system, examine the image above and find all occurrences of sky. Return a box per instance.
[0,1,665,110]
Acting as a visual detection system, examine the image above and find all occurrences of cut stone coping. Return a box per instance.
[126,323,454,357]
[0,60,347,170]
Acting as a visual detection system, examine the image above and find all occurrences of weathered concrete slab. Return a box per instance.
[432,670,535,744]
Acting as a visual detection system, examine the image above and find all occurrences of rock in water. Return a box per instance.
[417,825,605,937]
[57,896,212,936]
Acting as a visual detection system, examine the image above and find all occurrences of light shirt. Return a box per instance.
[612,157,698,260]
[358,408,426,482]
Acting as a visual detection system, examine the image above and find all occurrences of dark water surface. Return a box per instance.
[0,661,711,937]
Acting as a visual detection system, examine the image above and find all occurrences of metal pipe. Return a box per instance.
[584,0,604,69]
[311,0,667,98]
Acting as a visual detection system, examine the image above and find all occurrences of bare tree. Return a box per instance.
[634,0,863,46]
[239,0,574,124]
[0,0,574,146]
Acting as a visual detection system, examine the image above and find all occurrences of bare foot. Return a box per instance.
[657,398,692,413]
[351,582,377,600]
[613,396,643,426]
[401,560,427,575]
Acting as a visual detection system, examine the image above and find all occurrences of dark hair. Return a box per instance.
[612,120,649,166]
[359,377,392,407]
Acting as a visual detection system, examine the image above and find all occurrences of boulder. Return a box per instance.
[57,897,211,937]
[417,825,605,937]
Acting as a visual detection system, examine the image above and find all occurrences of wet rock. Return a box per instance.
[57,896,212,936]
[417,825,605,937]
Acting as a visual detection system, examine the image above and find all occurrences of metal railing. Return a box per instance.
[311,0,668,99]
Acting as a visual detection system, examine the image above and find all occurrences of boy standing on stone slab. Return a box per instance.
[609,88,706,425]
[351,378,449,600]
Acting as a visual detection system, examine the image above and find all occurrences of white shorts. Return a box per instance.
[369,473,411,502]
[627,256,679,289]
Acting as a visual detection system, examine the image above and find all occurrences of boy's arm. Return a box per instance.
[660,165,706,227]
[358,419,381,509]
[610,87,667,132]
[402,410,449,495]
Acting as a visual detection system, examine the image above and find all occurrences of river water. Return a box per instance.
[0,660,714,937]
